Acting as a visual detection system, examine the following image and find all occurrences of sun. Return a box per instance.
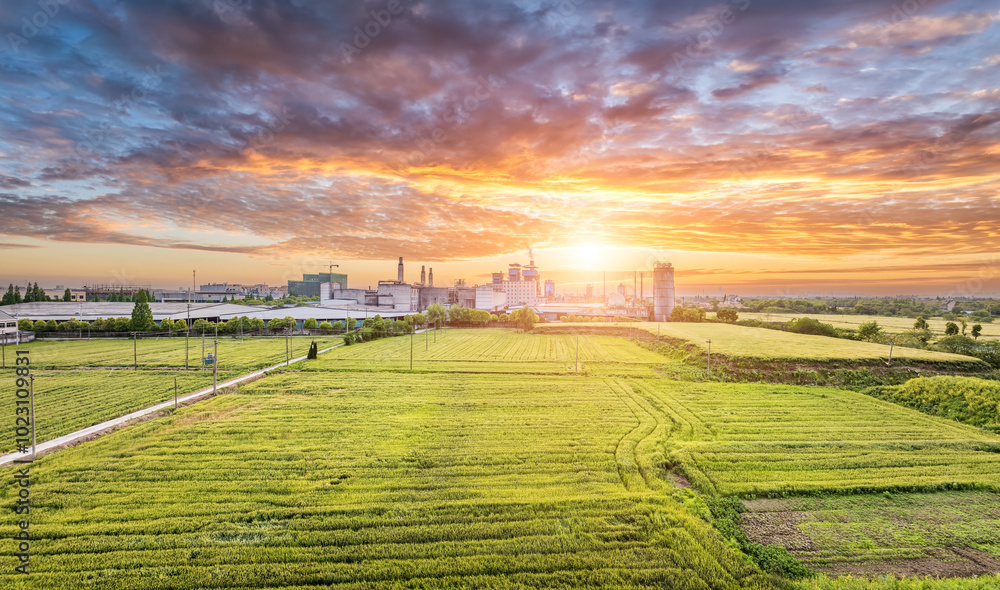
[574,242,607,269]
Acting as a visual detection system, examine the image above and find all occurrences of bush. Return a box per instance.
[877,376,1000,428]
[303,318,318,330]
[716,308,738,322]
[332,321,344,331]
[704,497,810,579]
[786,317,837,338]
[319,321,333,330]
[307,341,318,359]
[18,318,33,331]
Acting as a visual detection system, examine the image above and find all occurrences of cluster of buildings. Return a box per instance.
[2,256,684,329]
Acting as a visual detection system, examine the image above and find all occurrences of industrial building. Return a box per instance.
[43,287,87,301]
[653,262,676,321]
[288,271,348,297]
[486,259,541,307]
[0,309,18,344]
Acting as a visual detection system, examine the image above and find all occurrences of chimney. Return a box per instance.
[421,265,426,286]
[397,257,404,283]
[428,268,434,287]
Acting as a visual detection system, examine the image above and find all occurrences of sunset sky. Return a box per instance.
[1,0,998,296]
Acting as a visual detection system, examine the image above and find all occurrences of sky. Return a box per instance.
[1,0,998,297]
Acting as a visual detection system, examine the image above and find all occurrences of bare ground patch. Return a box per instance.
[805,547,1000,578]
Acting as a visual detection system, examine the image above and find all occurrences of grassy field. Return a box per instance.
[10,335,343,372]
[1,329,997,588]
[638,380,1000,497]
[537,322,983,364]
[0,371,778,589]
[310,328,675,376]
[745,491,1000,577]
[741,313,1000,339]
[0,369,238,454]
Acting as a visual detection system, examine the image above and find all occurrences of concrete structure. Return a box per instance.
[544,280,555,299]
[653,262,676,322]
[419,287,449,310]
[475,286,507,312]
[497,279,538,306]
[0,309,18,344]
[377,282,418,312]
[428,268,434,287]
[43,287,86,302]
[288,272,348,297]
[455,287,477,309]
[398,257,404,283]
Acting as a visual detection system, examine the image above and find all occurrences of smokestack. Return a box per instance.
[398,257,404,283]
[421,266,426,286]
[428,268,434,287]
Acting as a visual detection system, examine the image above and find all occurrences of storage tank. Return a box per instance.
[653,262,675,321]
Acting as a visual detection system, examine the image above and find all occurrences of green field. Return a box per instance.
[11,335,342,372]
[0,371,777,589]
[0,369,238,454]
[310,328,673,376]
[538,322,983,364]
[641,380,1000,497]
[2,329,998,588]
[742,313,1000,339]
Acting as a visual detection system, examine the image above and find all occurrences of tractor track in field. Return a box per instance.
[607,378,667,492]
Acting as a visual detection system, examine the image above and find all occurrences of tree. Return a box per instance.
[857,320,883,342]
[130,290,155,331]
[18,318,32,331]
[716,308,739,323]
[426,303,447,328]
[2,284,15,305]
[509,306,538,332]
[913,316,928,330]
[319,321,333,330]
[960,318,968,335]
[303,318,318,330]
[63,288,72,302]
[307,341,318,359]
[330,320,343,331]
[669,306,686,322]
[944,322,959,336]
[971,324,982,339]
[13,286,21,304]
[347,317,357,330]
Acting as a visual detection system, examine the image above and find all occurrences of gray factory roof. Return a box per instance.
[0,308,15,321]
[218,305,408,321]
[5,302,269,321]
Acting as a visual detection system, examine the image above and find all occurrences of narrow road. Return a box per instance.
[0,343,342,467]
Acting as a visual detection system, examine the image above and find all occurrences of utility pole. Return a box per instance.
[29,375,36,461]
[425,330,428,351]
[575,334,579,374]
[133,332,137,370]
[410,332,413,370]
[706,339,712,376]
[213,338,218,395]
[185,304,190,370]
[174,376,178,409]
[201,330,206,372]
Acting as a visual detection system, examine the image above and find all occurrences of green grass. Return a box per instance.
[537,322,983,364]
[12,335,342,372]
[0,372,778,589]
[742,313,1000,340]
[311,328,674,376]
[632,380,1000,497]
[0,369,238,454]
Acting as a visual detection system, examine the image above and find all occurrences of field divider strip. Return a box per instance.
[0,343,343,467]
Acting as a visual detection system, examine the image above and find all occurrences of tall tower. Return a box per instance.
[420,265,426,286]
[653,262,675,321]
[428,268,434,287]
[397,257,404,283]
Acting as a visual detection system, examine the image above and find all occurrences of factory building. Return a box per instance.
[288,271,348,297]
[653,262,676,321]
[475,286,507,312]
[0,309,18,344]
[485,258,541,308]
[544,280,555,299]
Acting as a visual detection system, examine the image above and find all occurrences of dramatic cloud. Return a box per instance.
[0,0,997,292]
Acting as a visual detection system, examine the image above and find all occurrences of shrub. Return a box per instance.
[18,318,33,331]
[303,318,318,330]
[881,376,1000,428]
[786,317,837,338]
[716,308,738,323]
[319,321,333,330]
